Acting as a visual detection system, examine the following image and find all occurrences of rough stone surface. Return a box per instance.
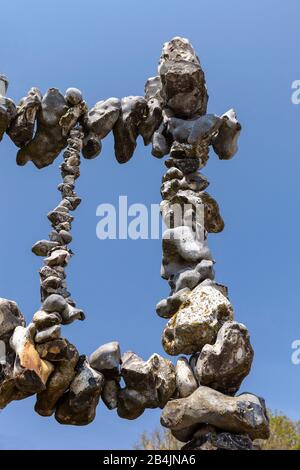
[161,386,269,440]
[195,321,254,394]
[55,356,104,425]
[10,325,54,394]
[182,431,254,450]
[162,284,234,355]
[7,88,42,147]
[101,379,120,410]
[113,96,148,163]
[89,341,121,378]
[82,97,121,158]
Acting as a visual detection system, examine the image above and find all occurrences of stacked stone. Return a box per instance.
[148,37,269,450]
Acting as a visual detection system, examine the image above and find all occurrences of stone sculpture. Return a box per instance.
[0,37,269,451]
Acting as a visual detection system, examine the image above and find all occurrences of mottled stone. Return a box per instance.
[35,341,79,416]
[55,356,104,425]
[36,338,75,362]
[65,88,83,106]
[113,96,148,163]
[195,321,254,394]
[89,341,121,378]
[7,87,42,147]
[161,386,269,440]
[158,37,208,118]
[175,357,198,398]
[170,259,215,293]
[16,88,69,168]
[82,97,121,159]
[162,284,234,355]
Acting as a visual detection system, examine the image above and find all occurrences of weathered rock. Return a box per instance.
[195,321,254,394]
[32,240,59,256]
[117,387,145,420]
[36,338,75,362]
[113,96,148,163]
[0,74,16,141]
[35,341,79,416]
[161,386,269,440]
[101,379,120,410]
[175,357,198,398]
[7,87,42,147]
[170,259,215,293]
[35,324,61,344]
[42,294,68,314]
[32,310,61,330]
[182,431,254,450]
[0,356,31,409]
[158,37,208,118]
[162,284,234,355]
[0,298,25,340]
[16,88,69,168]
[212,109,241,160]
[156,288,190,319]
[139,76,163,145]
[89,341,121,378]
[44,249,71,267]
[121,352,176,408]
[55,356,104,425]
[65,88,83,106]
[82,97,121,158]
[10,325,54,394]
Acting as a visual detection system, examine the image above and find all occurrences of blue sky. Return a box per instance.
[0,0,300,449]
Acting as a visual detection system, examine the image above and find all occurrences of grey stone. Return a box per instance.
[42,294,68,314]
[101,379,120,410]
[117,387,145,420]
[139,76,163,145]
[182,431,254,450]
[156,288,190,319]
[44,249,71,267]
[161,385,269,440]
[32,240,59,256]
[36,338,76,362]
[10,325,54,394]
[0,74,16,141]
[175,357,198,398]
[158,37,208,118]
[65,88,83,106]
[195,321,254,395]
[55,356,104,425]
[162,284,234,355]
[82,97,121,158]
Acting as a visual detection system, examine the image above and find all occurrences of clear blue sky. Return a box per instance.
[0,0,299,450]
